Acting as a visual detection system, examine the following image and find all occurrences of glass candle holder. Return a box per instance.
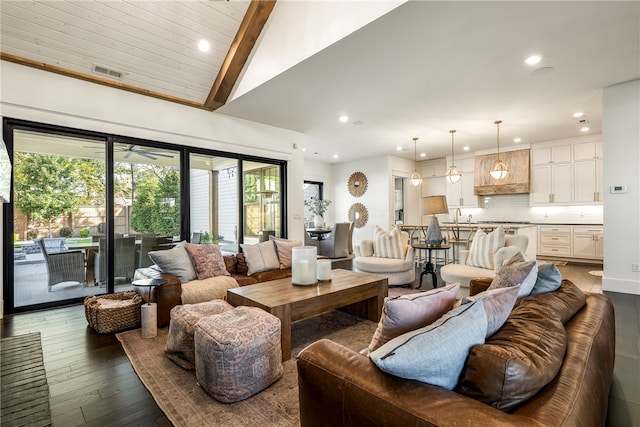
[292,246,318,285]
[317,259,332,281]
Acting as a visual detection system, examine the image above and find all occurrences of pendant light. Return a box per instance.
[446,130,462,184]
[409,137,423,186]
[489,120,508,180]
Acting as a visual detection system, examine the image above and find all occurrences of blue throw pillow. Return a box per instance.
[529,262,562,295]
[369,300,487,390]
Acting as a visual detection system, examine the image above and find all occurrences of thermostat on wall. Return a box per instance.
[610,185,627,193]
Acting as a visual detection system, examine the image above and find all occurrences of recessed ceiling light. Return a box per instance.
[463,146,470,151]
[514,137,522,143]
[420,153,426,158]
[580,126,590,132]
[197,39,210,52]
[525,54,542,65]
[333,154,339,159]
[338,115,349,123]
[396,146,403,151]
[573,112,584,118]
[302,148,306,152]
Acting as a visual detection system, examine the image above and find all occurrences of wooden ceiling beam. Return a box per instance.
[203,0,276,111]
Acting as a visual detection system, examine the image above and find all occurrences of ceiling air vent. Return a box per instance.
[92,64,124,80]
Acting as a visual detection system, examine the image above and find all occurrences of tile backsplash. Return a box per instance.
[449,194,603,224]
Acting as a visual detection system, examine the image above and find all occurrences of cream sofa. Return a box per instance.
[353,231,415,286]
[440,234,528,289]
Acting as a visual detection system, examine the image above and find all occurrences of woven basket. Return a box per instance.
[84,291,143,334]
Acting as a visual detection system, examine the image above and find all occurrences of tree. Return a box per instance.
[14,153,86,236]
[130,167,180,235]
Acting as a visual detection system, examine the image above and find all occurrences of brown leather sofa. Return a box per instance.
[133,253,291,326]
[297,279,615,427]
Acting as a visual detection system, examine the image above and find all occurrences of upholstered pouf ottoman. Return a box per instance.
[194,306,283,403]
[165,300,234,369]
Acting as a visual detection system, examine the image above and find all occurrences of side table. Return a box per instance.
[411,244,450,290]
[132,278,167,338]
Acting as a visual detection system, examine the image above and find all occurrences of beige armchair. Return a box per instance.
[353,230,415,286]
[440,234,529,289]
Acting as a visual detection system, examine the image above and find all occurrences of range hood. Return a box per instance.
[474,149,530,196]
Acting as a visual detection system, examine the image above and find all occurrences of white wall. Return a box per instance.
[602,79,640,295]
[233,1,405,100]
[0,62,307,316]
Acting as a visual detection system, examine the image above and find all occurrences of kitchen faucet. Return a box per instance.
[455,208,462,225]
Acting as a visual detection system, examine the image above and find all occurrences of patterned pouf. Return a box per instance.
[194,306,283,403]
[165,300,234,369]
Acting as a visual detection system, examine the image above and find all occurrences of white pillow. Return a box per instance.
[373,226,405,259]
[466,226,505,270]
[240,241,280,275]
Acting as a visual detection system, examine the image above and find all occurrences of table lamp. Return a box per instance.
[423,195,449,244]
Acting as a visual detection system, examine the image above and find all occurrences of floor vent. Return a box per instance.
[92,64,124,80]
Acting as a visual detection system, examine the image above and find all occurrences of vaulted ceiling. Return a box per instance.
[1,0,275,110]
[2,1,639,163]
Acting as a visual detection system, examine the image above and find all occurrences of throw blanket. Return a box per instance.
[181,276,239,304]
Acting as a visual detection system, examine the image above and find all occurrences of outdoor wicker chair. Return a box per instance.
[36,238,86,291]
[95,237,136,286]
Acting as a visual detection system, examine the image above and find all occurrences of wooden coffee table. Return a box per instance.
[226,269,388,361]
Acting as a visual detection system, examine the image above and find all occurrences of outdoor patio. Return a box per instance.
[13,253,133,307]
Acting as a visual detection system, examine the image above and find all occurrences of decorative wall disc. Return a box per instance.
[348,203,369,228]
[348,171,368,197]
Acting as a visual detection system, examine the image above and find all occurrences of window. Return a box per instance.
[303,181,323,224]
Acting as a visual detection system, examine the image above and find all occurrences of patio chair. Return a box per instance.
[95,237,137,286]
[36,238,86,291]
[137,235,160,269]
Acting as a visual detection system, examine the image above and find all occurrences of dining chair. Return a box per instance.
[318,222,351,258]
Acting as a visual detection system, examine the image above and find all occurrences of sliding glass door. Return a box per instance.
[3,118,287,314]
[243,161,281,243]
[189,154,239,254]
[12,129,107,307]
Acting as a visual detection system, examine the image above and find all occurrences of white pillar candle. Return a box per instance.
[292,246,318,285]
[141,302,157,338]
[317,259,332,281]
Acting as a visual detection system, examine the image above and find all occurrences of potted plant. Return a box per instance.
[304,196,332,228]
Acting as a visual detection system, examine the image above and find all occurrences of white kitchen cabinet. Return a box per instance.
[537,225,603,261]
[421,159,447,197]
[446,158,477,208]
[530,163,572,205]
[531,145,571,165]
[572,226,603,259]
[538,226,572,257]
[573,142,603,204]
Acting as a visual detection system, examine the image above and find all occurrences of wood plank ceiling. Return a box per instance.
[0,0,275,111]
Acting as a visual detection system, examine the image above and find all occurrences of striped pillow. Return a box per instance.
[466,226,505,270]
[373,226,405,259]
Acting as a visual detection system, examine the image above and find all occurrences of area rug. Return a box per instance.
[1,332,52,427]
[117,310,378,427]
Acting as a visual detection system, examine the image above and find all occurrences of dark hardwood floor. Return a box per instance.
[1,262,601,427]
[1,305,170,426]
